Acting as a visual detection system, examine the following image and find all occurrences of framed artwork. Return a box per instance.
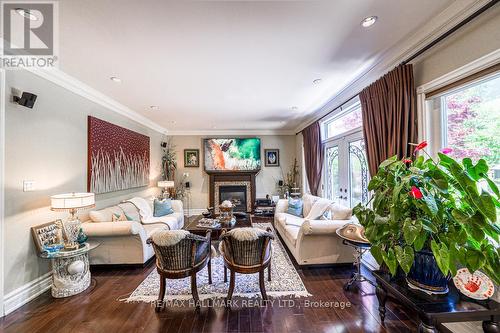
[265,149,280,167]
[204,138,261,171]
[184,149,200,167]
[31,220,62,255]
[88,116,150,194]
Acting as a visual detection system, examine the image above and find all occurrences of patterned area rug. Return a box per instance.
[124,223,311,302]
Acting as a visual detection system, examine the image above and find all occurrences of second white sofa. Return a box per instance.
[274,194,355,265]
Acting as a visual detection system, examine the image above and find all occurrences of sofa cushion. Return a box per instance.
[302,194,321,217]
[283,213,306,227]
[112,212,127,222]
[118,202,140,222]
[153,198,174,217]
[283,225,300,246]
[287,197,303,217]
[331,204,353,220]
[89,205,124,223]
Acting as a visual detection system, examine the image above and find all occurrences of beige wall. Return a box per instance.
[171,135,297,210]
[412,4,500,86]
[3,70,163,294]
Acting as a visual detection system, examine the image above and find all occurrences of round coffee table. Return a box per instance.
[40,242,100,298]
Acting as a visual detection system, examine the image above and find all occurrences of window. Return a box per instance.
[321,101,369,207]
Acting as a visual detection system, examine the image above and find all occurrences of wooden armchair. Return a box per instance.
[147,230,212,311]
[219,227,274,302]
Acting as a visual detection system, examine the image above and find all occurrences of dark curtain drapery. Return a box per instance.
[359,64,418,176]
[302,121,324,196]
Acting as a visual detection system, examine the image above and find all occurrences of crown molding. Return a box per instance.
[294,0,492,134]
[166,129,296,136]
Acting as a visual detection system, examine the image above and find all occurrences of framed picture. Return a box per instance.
[31,220,63,255]
[264,149,280,167]
[184,149,200,167]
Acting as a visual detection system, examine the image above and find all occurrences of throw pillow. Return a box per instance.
[153,198,174,217]
[112,212,127,222]
[331,204,353,220]
[287,198,303,217]
[305,198,333,220]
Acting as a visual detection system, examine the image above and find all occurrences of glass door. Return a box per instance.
[324,131,369,207]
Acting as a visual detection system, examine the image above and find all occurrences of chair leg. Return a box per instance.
[259,270,268,300]
[156,275,166,312]
[224,266,227,283]
[226,270,236,306]
[268,262,272,282]
[191,273,200,309]
[208,258,212,285]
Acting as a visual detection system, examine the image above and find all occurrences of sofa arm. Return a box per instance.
[301,219,347,236]
[275,199,288,214]
[82,221,144,237]
[171,200,184,214]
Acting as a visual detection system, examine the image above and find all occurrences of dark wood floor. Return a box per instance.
[1,216,418,332]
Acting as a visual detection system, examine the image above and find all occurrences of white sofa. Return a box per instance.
[274,194,355,265]
[82,197,184,265]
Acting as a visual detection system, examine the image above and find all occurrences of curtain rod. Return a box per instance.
[295,0,500,135]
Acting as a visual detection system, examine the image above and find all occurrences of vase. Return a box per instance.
[406,250,451,294]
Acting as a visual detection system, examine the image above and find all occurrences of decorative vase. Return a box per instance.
[406,250,451,294]
[219,206,234,224]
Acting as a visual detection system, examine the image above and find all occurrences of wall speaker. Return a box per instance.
[13,92,37,108]
[161,142,167,148]
[185,181,190,189]
[278,180,284,186]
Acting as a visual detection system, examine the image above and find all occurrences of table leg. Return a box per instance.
[418,321,438,333]
[375,285,387,322]
[483,318,500,333]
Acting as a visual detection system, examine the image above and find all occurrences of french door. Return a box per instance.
[323,130,369,208]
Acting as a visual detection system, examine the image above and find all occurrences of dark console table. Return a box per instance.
[372,270,500,333]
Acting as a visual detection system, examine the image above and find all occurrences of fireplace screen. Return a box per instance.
[219,185,247,212]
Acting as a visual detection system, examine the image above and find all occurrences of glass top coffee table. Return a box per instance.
[185,214,252,239]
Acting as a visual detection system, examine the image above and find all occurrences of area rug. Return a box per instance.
[124,223,311,303]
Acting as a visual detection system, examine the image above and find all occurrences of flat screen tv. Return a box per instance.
[204,138,261,172]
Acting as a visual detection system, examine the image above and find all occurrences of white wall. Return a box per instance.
[171,135,297,210]
[3,69,164,296]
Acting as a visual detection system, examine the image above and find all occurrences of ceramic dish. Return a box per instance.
[335,223,369,244]
[453,268,495,300]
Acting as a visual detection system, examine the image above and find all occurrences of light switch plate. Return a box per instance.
[23,180,36,192]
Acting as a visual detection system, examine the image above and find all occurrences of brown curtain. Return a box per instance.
[302,121,324,196]
[359,64,417,176]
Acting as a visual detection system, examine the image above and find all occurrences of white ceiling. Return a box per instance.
[57,0,455,133]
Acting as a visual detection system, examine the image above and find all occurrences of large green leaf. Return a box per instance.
[379,156,398,169]
[370,245,384,265]
[382,248,398,276]
[431,240,449,275]
[422,194,438,216]
[466,249,485,273]
[413,231,428,251]
[476,191,497,222]
[484,176,500,198]
[395,245,414,274]
[403,219,422,245]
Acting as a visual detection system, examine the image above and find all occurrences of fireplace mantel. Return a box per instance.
[207,171,258,213]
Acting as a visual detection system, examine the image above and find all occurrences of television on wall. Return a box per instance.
[204,138,261,172]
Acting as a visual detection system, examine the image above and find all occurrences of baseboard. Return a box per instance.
[3,272,52,316]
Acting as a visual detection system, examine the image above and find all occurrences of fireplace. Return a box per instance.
[219,185,247,212]
[208,172,257,213]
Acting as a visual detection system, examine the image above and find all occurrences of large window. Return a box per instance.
[322,101,369,207]
[425,72,500,212]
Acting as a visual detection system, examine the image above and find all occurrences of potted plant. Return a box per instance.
[353,141,500,294]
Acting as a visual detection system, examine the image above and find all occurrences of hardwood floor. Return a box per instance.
[0,216,418,332]
[0,263,418,332]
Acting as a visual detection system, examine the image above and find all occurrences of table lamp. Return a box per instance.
[50,192,95,249]
[157,180,175,199]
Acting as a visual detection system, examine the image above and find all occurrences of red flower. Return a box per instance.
[409,186,423,199]
[440,148,453,155]
[403,158,412,165]
[413,141,428,155]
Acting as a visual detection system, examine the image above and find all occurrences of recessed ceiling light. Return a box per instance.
[361,16,378,28]
[291,106,299,111]
[15,8,38,21]
[110,76,122,83]
[150,105,159,110]
[312,78,322,85]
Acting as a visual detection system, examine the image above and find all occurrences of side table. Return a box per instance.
[40,242,100,298]
[373,270,500,333]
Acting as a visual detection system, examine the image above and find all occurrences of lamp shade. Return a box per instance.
[157,180,175,188]
[50,192,95,211]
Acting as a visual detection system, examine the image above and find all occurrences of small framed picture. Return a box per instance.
[264,149,280,167]
[184,149,200,167]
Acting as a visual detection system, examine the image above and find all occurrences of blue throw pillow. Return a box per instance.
[287,198,303,217]
[153,199,174,217]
